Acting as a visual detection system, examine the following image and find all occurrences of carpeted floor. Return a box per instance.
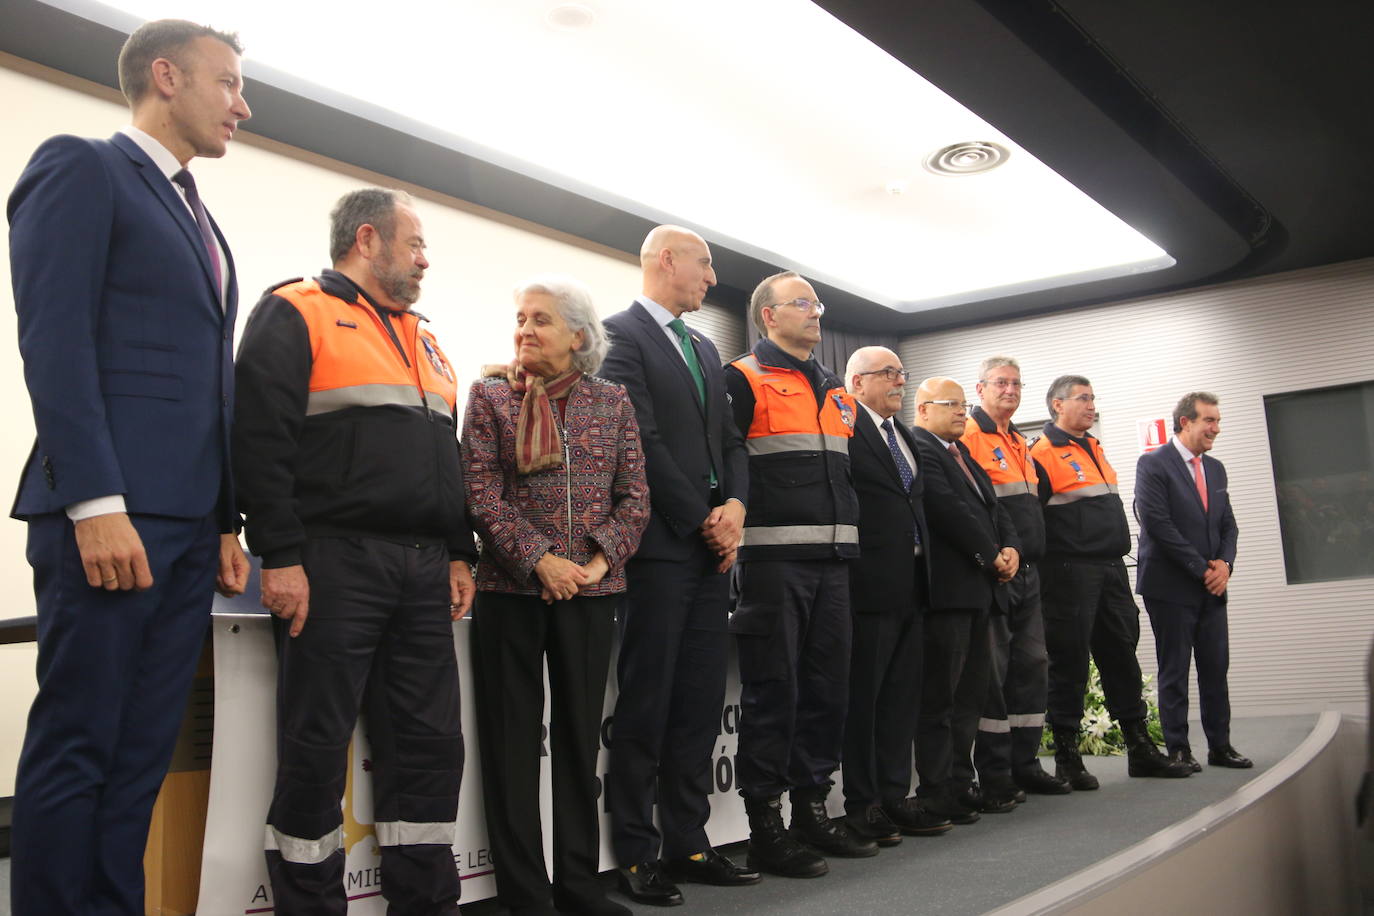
[0,715,1347,914]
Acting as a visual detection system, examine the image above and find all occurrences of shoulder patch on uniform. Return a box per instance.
[335,319,357,328]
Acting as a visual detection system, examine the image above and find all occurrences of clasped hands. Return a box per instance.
[535,550,610,604]
[992,546,1020,583]
[700,499,745,573]
[1203,558,1230,596]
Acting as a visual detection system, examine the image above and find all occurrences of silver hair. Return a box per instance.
[844,346,894,393]
[978,355,1020,380]
[1045,374,1091,416]
[513,274,608,375]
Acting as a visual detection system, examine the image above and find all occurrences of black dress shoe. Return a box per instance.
[1169,748,1203,773]
[955,785,983,811]
[881,797,953,836]
[1014,765,1072,795]
[845,805,902,847]
[920,794,979,825]
[1207,745,1254,768]
[664,848,761,886]
[616,862,684,907]
[976,780,1021,813]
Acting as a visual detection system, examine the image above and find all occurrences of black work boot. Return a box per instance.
[1123,718,1191,778]
[789,785,879,858]
[1052,727,1100,791]
[743,795,828,878]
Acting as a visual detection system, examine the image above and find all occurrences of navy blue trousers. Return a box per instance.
[1143,594,1232,752]
[608,543,729,864]
[11,512,217,916]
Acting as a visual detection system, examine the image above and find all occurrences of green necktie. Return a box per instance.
[667,318,717,487]
[668,318,707,406]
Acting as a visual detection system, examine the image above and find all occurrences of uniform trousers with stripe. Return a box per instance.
[471,591,617,913]
[971,564,1049,784]
[265,537,463,916]
[732,558,851,799]
[1041,557,1148,730]
[12,512,217,916]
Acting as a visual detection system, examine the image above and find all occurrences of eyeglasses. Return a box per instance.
[772,297,826,316]
[1058,393,1097,404]
[858,367,908,382]
[981,378,1023,390]
[921,399,973,410]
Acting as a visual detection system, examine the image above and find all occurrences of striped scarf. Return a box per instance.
[482,362,582,474]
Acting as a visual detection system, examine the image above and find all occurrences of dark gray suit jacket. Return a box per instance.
[600,301,747,561]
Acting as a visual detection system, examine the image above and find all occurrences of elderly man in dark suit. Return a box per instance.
[603,225,757,906]
[840,348,952,847]
[909,377,1021,824]
[1135,392,1250,770]
[7,19,250,914]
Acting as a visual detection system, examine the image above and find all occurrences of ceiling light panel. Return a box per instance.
[88,0,1172,311]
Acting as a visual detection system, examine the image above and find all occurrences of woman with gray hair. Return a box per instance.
[462,274,648,916]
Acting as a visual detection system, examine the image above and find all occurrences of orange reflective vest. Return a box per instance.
[729,350,859,560]
[233,270,470,567]
[962,406,1045,560]
[1029,422,1131,559]
[273,279,458,419]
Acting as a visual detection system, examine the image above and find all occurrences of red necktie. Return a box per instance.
[1191,455,1208,511]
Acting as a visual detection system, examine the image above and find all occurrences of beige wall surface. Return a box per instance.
[899,257,1374,716]
[0,54,747,795]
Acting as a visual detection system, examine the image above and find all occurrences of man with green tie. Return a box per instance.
[602,226,757,906]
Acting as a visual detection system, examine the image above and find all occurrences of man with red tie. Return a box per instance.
[1134,392,1251,771]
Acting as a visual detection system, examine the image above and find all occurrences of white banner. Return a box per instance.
[197,605,752,914]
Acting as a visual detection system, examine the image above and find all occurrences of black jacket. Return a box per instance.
[233,270,476,568]
[600,301,747,561]
[911,426,1020,612]
[849,409,930,614]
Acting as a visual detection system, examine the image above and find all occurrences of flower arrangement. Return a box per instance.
[1040,660,1165,756]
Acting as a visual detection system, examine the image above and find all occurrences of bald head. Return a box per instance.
[845,346,906,419]
[640,225,716,316]
[913,376,969,442]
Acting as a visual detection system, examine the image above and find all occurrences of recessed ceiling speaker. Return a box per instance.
[922,141,1011,176]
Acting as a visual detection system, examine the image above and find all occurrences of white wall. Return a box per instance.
[0,52,742,795]
[900,257,1374,716]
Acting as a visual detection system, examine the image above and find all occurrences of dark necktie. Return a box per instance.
[881,418,913,492]
[882,419,921,547]
[667,318,706,406]
[171,168,223,295]
[949,441,985,501]
[667,317,716,487]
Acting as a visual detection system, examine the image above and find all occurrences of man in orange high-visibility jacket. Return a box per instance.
[960,356,1070,805]
[1029,375,1190,789]
[723,271,873,878]
[234,188,477,916]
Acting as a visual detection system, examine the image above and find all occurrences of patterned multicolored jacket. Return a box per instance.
[461,374,649,596]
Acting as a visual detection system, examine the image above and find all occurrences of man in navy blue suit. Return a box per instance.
[7,19,250,914]
[1135,392,1251,771]
[602,226,757,906]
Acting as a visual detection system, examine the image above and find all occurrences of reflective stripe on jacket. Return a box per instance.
[233,271,473,567]
[962,406,1045,560]
[730,352,859,560]
[1029,421,1131,559]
